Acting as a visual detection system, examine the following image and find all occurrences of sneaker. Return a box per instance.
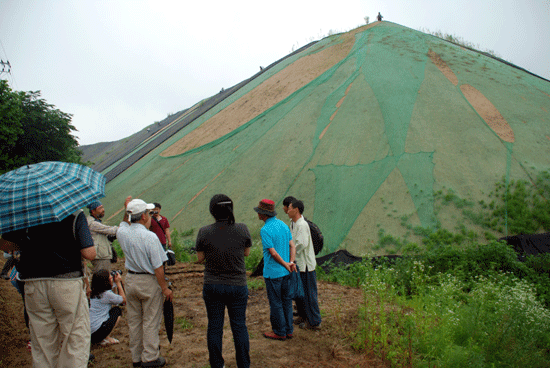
[286,333,293,339]
[132,363,142,368]
[263,331,286,341]
[293,317,305,325]
[141,356,166,367]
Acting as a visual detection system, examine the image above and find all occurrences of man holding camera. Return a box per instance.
[117,198,173,368]
[149,203,172,250]
[87,200,118,272]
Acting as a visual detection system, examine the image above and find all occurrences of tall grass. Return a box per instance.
[318,241,550,367]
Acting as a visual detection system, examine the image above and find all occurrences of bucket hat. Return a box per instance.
[254,199,277,216]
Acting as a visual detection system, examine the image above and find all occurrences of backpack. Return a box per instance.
[304,217,324,255]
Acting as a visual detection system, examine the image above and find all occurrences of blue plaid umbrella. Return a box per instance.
[0,161,105,233]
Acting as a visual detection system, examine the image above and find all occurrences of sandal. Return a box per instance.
[100,338,120,346]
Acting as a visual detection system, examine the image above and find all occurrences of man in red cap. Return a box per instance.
[254,199,296,341]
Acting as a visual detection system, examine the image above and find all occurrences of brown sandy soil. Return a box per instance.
[428,50,458,86]
[161,24,380,158]
[0,258,386,368]
[460,84,515,143]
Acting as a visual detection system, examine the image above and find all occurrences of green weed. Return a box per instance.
[245,241,263,272]
[322,241,550,366]
[247,278,265,290]
[175,316,193,331]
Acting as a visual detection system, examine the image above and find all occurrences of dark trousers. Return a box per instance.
[91,306,122,344]
[265,274,293,337]
[296,268,322,327]
[203,284,250,368]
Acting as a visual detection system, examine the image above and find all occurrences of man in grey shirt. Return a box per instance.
[117,197,173,368]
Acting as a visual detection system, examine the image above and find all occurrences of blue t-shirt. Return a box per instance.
[261,216,292,279]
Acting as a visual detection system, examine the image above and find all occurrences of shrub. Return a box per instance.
[245,241,263,272]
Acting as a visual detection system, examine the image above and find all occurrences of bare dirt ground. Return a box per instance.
[0,258,387,368]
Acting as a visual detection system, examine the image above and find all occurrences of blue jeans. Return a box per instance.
[265,274,293,336]
[203,284,250,368]
[296,269,322,327]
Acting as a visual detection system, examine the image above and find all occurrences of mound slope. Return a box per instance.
[100,21,550,256]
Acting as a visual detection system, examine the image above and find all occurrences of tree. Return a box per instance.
[0,81,83,174]
[0,80,24,172]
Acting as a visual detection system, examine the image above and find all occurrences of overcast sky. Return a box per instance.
[1,0,549,146]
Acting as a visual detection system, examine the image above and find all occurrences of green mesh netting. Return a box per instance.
[101,22,550,256]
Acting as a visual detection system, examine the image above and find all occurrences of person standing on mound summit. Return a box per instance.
[377,12,383,21]
[254,199,297,341]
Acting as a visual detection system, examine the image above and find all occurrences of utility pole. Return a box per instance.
[0,59,11,76]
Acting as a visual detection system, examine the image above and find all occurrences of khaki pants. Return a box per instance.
[91,259,111,272]
[24,278,90,368]
[126,273,163,363]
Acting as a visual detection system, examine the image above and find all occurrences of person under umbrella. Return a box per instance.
[0,161,103,368]
[195,194,252,368]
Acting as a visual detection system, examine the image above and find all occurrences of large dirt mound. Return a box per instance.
[99,21,550,256]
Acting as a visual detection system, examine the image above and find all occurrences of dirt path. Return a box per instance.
[0,259,386,368]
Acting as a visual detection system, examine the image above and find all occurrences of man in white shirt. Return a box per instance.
[117,198,173,368]
[287,199,322,330]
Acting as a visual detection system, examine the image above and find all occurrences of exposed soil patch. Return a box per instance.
[161,24,379,158]
[319,82,354,141]
[428,50,458,86]
[0,258,385,368]
[460,84,515,143]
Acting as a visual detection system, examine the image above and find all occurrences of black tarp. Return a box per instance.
[250,250,405,276]
[499,233,550,261]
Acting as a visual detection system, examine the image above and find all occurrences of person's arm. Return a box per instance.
[114,273,126,305]
[83,273,91,298]
[293,222,309,253]
[196,251,205,264]
[194,228,205,264]
[165,227,172,249]
[0,238,19,252]
[267,248,292,272]
[81,246,96,260]
[289,240,297,272]
[244,247,251,257]
[154,265,173,301]
[123,196,132,224]
[83,261,91,297]
[88,220,118,236]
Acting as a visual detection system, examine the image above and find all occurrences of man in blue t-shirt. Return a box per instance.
[254,199,296,340]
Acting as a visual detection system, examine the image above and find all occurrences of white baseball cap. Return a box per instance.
[126,199,155,215]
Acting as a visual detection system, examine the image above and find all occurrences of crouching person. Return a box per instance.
[90,269,126,345]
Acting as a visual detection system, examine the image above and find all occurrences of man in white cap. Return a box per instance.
[117,197,173,368]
